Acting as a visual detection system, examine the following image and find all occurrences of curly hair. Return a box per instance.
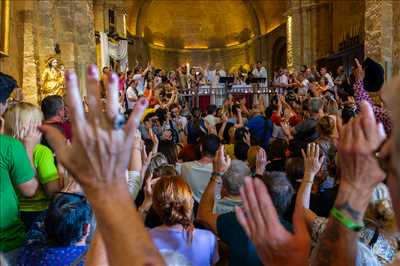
[152,176,194,242]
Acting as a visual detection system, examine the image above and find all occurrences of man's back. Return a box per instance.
[179,161,213,203]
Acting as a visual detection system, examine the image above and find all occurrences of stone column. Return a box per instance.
[365,0,393,80]
[72,0,96,96]
[21,9,39,105]
[301,0,313,67]
[286,0,301,72]
[36,0,56,74]
[287,0,328,71]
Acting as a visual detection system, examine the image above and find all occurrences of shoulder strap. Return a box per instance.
[368,226,380,248]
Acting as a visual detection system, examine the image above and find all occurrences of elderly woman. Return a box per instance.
[149,176,219,266]
[3,102,62,229]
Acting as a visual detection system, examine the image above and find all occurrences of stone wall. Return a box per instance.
[0,0,96,104]
[332,0,364,52]
[286,0,334,71]
[127,24,286,75]
[0,0,25,85]
[365,0,394,80]
[146,41,255,71]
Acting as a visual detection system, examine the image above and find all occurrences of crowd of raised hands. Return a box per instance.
[2,58,400,266]
[49,63,400,265]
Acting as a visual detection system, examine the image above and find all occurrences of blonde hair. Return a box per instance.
[152,176,194,242]
[317,115,335,137]
[3,102,43,139]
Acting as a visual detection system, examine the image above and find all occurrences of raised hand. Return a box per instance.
[148,127,159,153]
[255,148,268,176]
[213,146,231,174]
[141,174,160,212]
[354,58,364,82]
[21,120,42,152]
[302,143,324,180]
[235,177,310,266]
[41,65,148,195]
[339,100,385,192]
[41,65,163,266]
[243,131,251,146]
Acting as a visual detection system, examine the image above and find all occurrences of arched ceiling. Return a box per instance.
[125,0,287,49]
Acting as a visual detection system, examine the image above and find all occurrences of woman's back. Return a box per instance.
[150,226,219,266]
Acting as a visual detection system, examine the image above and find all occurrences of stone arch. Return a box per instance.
[271,36,287,71]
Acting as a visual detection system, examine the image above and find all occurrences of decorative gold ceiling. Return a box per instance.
[126,0,287,50]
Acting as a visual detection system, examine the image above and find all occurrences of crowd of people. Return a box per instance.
[0,55,400,266]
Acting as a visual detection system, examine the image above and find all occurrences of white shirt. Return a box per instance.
[252,67,267,78]
[324,73,334,90]
[178,161,213,203]
[133,74,145,95]
[176,115,188,130]
[204,114,220,127]
[298,79,310,96]
[274,74,288,93]
[126,86,137,110]
[207,69,226,88]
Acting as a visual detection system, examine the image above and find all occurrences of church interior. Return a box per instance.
[0,0,399,103]
[2,1,400,266]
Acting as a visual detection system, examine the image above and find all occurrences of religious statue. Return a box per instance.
[38,57,65,102]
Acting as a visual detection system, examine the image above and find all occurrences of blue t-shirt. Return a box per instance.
[17,210,88,266]
[246,115,273,148]
[17,245,87,266]
[150,226,219,266]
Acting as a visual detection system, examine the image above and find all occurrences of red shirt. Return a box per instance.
[271,111,282,126]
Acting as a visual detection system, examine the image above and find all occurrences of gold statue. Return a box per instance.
[39,57,65,102]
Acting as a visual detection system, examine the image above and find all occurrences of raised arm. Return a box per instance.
[197,146,231,234]
[311,101,386,266]
[353,58,392,134]
[300,143,324,209]
[41,66,164,266]
[218,113,228,141]
[126,129,143,200]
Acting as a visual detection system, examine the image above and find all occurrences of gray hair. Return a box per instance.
[263,171,295,215]
[309,97,323,114]
[145,153,169,178]
[222,160,251,195]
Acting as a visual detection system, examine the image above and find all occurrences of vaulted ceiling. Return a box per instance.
[125,0,288,49]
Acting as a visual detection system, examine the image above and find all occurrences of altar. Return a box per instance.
[180,84,271,112]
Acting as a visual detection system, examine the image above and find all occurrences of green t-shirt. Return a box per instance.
[18,144,59,212]
[0,135,35,252]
